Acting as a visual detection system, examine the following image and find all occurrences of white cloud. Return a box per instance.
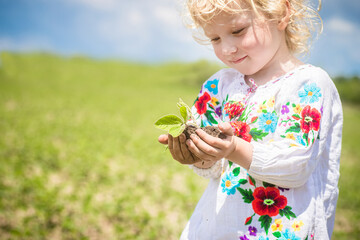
[66,0,120,11]
[327,17,356,34]
[154,5,180,27]
[128,9,145,26]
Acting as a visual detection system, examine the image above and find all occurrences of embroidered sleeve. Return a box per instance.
[248,69,342,188]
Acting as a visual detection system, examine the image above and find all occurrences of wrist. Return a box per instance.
[193,159,217,169]
[226,137,253,170]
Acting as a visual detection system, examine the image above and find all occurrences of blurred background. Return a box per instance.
[1,0,360,76]
[0,0,359,239]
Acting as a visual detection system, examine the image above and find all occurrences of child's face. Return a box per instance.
[202,11,287,77]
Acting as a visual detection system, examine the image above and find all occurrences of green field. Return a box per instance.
[0,52,359,239]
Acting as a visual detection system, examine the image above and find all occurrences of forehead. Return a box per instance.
[202,12,252,34]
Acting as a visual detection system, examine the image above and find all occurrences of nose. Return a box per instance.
[222,42,237,55]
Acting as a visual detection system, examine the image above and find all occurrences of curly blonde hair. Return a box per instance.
[184,0,322,55]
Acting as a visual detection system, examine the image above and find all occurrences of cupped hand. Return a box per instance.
[186,122,236,162]
[158,133,202,164]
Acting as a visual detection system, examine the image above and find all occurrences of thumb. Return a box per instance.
[158,134,169,145]
[218,122,234,136]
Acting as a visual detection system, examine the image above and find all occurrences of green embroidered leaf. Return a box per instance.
[168,124,186,137]
[305,236,308,240]
[263,182,275,188]
[279,206,296,220]
[155,115,184,132]
[286,102,290,106]
[262,109,268,113]
[259,215,272,235]
[238,179,248,185]
[292,103,296,107]
[280,135,286,138]
[285,123,301,133]
[249,128,269,141]
[303,133,309,146]
[205,111,218,125]
[273,231,282,238]
[233,167,240,176]
[237,188,254,203]
[228,161,233,168]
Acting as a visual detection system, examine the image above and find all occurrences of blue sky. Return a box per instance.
[0,0,359,76]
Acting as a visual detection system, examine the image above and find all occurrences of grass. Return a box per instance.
[0,52,359,239]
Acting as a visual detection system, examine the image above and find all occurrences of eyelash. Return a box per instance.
[210,28,245,42]
[232,28,245,35]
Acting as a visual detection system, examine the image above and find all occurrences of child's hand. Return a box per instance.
[158,133,202,164]
[186,122,236,162]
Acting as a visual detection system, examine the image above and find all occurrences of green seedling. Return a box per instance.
[154,99,198,137]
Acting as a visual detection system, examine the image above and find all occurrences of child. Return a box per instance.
[158,0,343,239]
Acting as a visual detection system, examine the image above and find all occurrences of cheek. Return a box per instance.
[241,27,270,51]
[213,45,225,61]
[240,33,259,50]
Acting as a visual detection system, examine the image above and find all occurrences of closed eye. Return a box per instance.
[232,28,245,35]
[210,37,220,42]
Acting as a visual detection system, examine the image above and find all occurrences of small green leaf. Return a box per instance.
[259,215,272,235]
[233,167,240,176]
[238,179,248,185]
[249,128,269,141]
[168,124,186,137]
[179,106,188,122]
[285,123,301,134]
[263,182,275,188]
[237,188,254,203]
[280,206,297,220]
[273,231,282,238]
[205,111,218,125]
[155,115,184,132]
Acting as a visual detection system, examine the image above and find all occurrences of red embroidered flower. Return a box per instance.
[195,92,211,115]
[230,121,252,142]
[224,102,244,119]
[300,105,321,134]
[252,187,287,217]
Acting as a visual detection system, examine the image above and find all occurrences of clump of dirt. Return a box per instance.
[183,125,226,140]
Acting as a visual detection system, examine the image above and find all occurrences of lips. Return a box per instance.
[231,55,247,64]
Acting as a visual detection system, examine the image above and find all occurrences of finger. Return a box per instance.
[179,134,200,164]
[195,129,225,149]
[168,134,178,160]
[158,134,168,145]
[188,134,219,160]
[218,122,234,136]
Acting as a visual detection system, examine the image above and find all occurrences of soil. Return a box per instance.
[183,124,226,140]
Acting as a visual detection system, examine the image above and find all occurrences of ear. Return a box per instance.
[278,0,291,30]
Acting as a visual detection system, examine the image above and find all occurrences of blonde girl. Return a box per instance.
[158,0,343,239]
